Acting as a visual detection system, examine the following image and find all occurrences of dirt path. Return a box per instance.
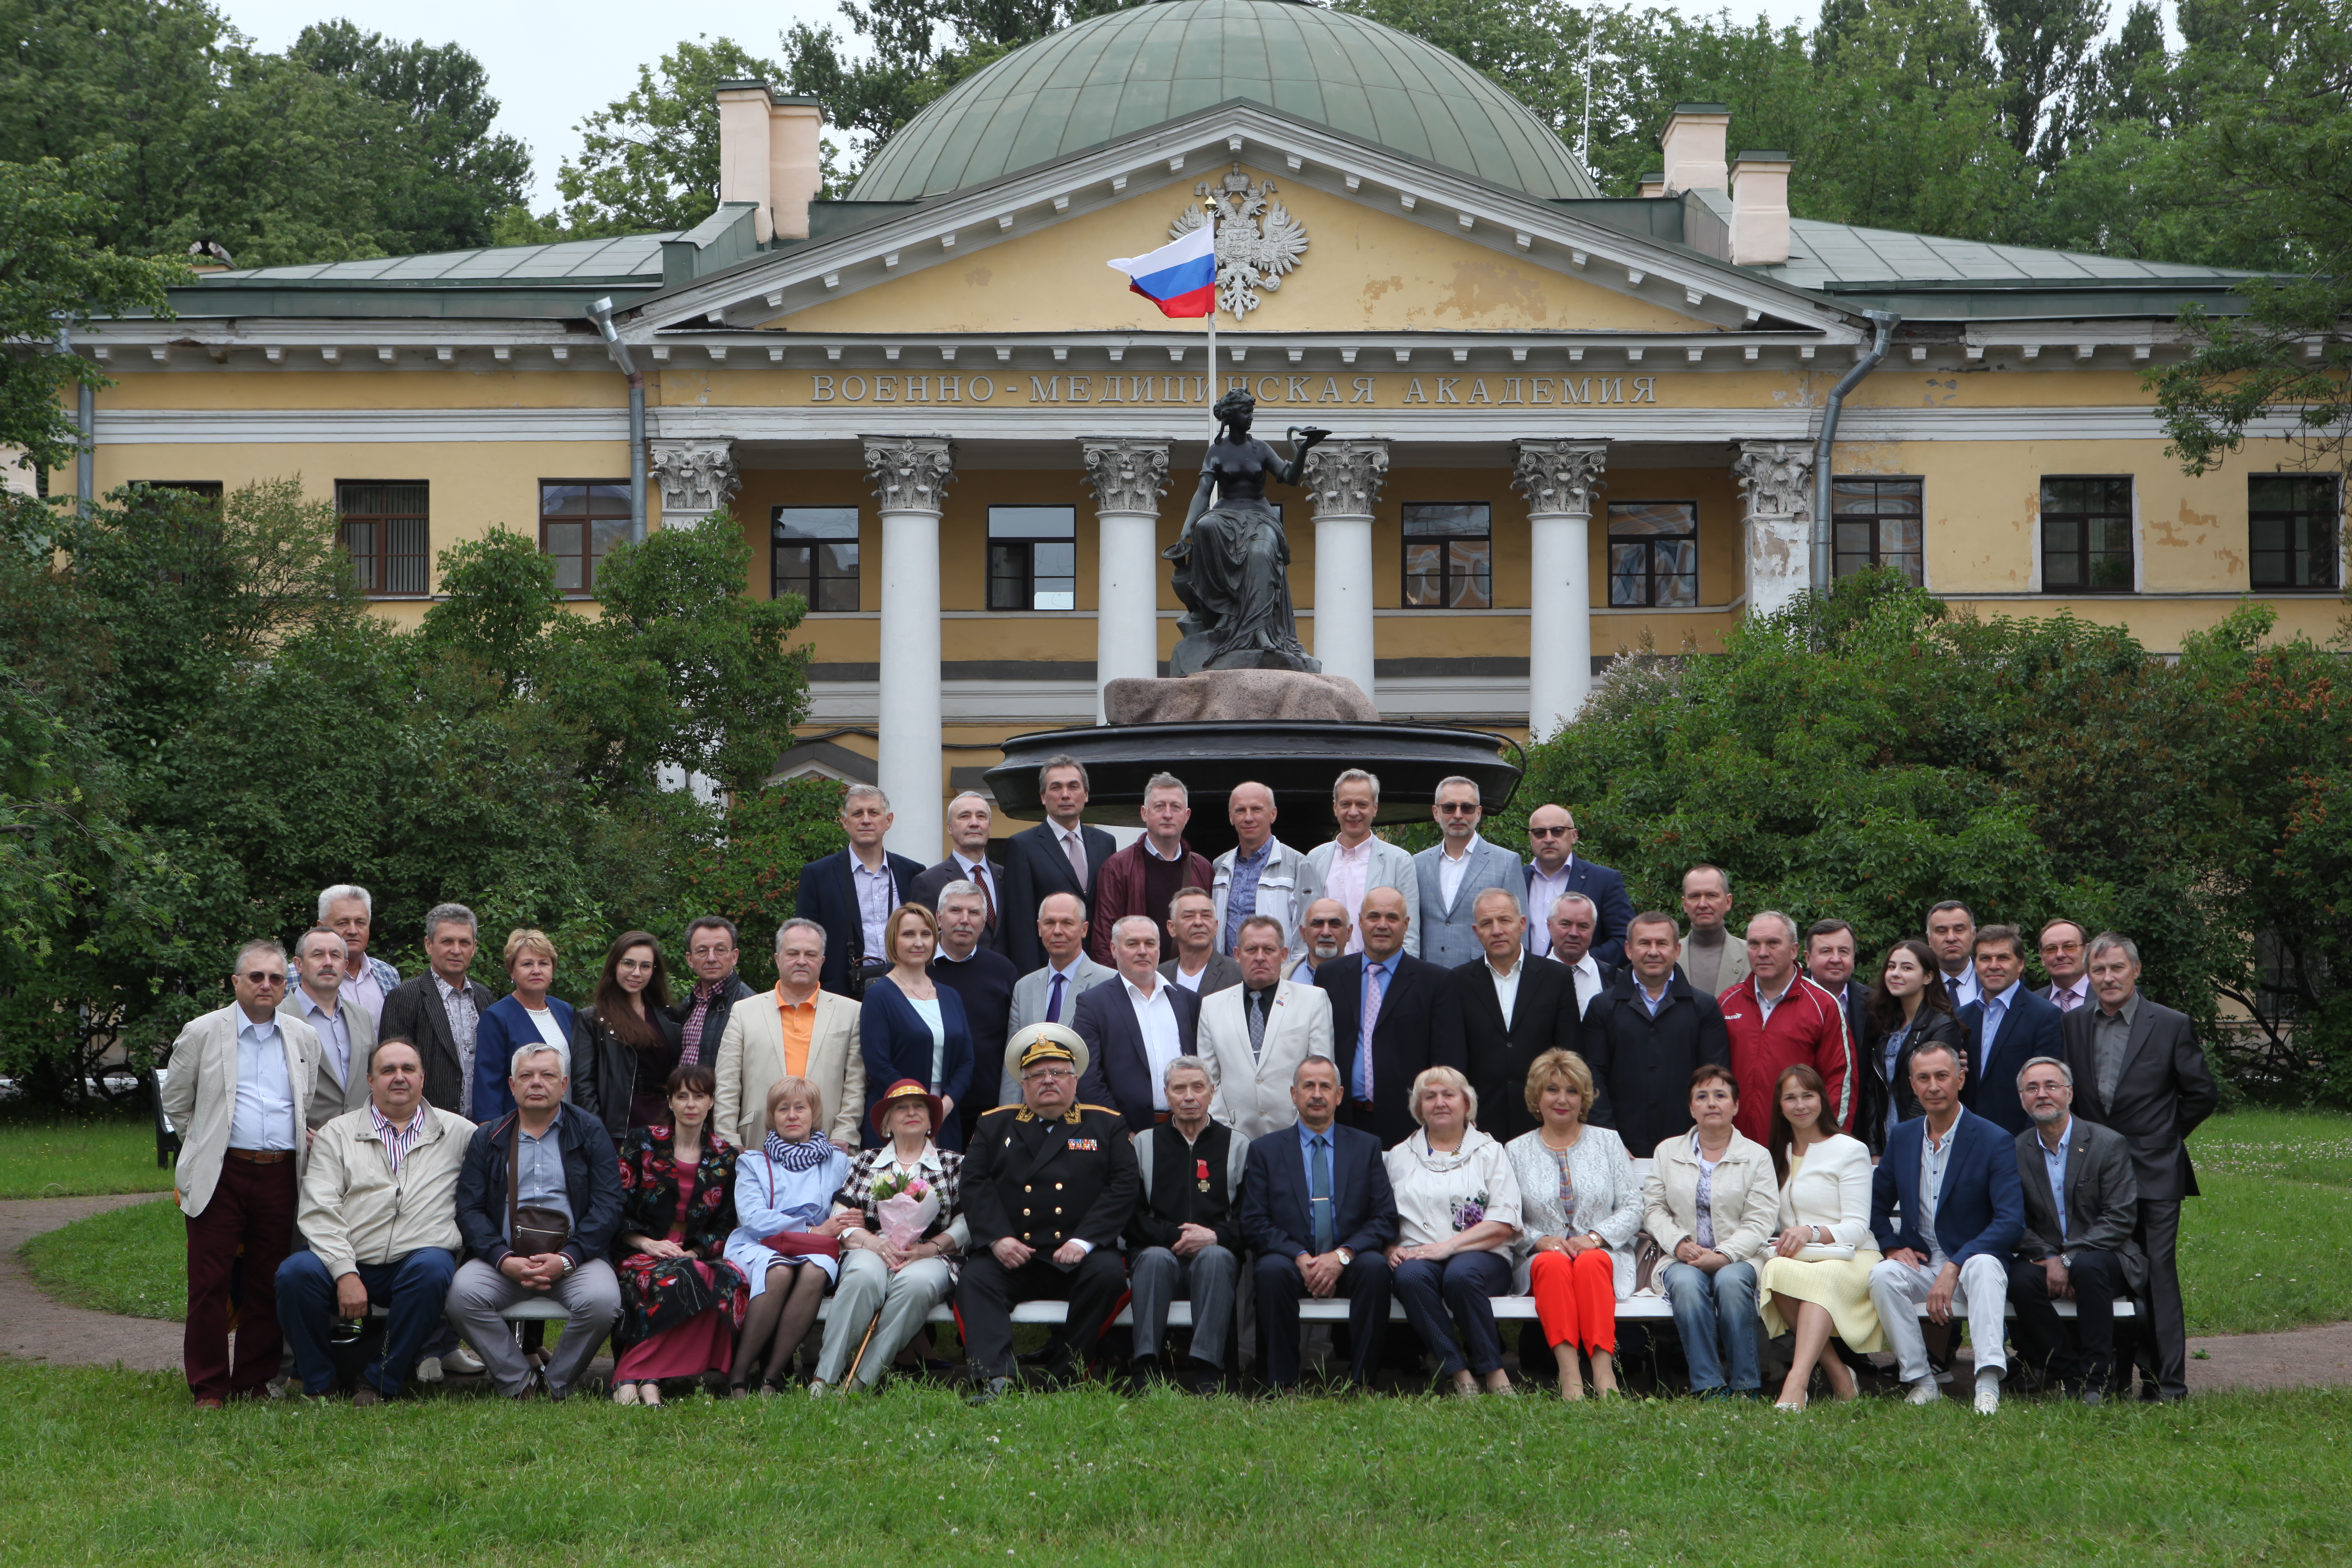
[5,1195,2349,1394]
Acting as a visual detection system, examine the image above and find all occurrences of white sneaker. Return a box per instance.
[1974,1369,2001,1416]
[1905,1377,1941,1406]
[444,1344,486,1375]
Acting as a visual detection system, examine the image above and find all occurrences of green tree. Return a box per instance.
[546,36,784,237]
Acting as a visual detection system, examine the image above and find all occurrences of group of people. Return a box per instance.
[157,763,2216,1411]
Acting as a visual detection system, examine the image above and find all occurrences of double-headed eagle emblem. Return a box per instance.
[1170,164,1308,321]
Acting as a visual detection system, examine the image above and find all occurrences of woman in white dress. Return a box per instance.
[724,1075,854,1394]
[1756,1063,1884,1409]
[1504,1049,1641,1400]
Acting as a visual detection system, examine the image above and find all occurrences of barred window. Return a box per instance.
[773,507,861,611]
[2249,475,2341,591]
[988,505,1077,610]
[1831,478,1924,585]
[335,482,429,596]
[1607,501,1698,607]
[1402,503,1492,608]
[2041,477,2133,592]
[539,481,630,595]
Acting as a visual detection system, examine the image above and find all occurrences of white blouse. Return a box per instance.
[1383,1127,1522,1252]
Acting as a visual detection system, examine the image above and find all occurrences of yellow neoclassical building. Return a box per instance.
[50,0,2346,856]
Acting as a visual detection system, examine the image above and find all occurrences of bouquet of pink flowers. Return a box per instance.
[869,1168,941,1250]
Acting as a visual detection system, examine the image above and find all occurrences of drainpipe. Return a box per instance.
[55,320,94,512]
[1811,309,1900,594]
[586,297,646,540]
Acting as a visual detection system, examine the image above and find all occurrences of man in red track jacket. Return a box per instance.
[1716,911,1856,1144]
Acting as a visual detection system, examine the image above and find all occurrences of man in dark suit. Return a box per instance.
[1805,918,1872,1055]
[1957,923,2065,1136]
[794,784,926,995]
[1075,916,1203,1133]
[2063,932,2218,1402]
[2010,1053,2146,1403]
[1315,886,1467,1148]
[1239,1054,1399,1390]
[908,790,1008,956]
[1521,803,1633,967]
[958,1025,1140,1403]
[1867,1039,2026,1413]
[1454,887,1578,1142]
[379,902,497,1118]
[930,879,1018,1137]
[1001,755,1116,974]
[1579,911,1730,1158]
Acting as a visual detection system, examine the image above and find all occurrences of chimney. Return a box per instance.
[1637,170,1667,199]
[715,81,826,244]
[1730,151,1792,266]
[1657,103,1730,194]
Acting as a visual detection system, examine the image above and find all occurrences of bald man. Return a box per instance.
[1210,781,1324,960]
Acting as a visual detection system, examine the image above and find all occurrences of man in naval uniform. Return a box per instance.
[957,1023,1141,1403]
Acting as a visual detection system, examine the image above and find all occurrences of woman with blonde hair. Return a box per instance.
[1504,1050,1640,1399]
[472,928,574,1121]
[858,903,976,1150]
[1383,1065,1523,1396]
[1757,1063,1884,1410]
[723,1075,855,1394]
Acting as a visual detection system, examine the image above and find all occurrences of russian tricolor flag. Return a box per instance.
[1109,225,1217,318]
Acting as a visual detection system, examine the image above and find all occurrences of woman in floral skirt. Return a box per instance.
[608,1063,747,1405]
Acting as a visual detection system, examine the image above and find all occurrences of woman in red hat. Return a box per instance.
[811,1078,967,1394]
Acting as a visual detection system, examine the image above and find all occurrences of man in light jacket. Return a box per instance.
[1211,781,1324,959]
[280,925,375,1129]
[1304,768,1419,958]
[276,1037,473,1404]
[713,918,864,1150]
[1200,914,1335,1140]
[161,939,323,1407]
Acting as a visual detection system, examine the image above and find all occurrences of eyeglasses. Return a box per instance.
[1436,801,1480,815]
[241,971,287,986]
[1527,825,1571,838]
[1023,1066,1077,1081]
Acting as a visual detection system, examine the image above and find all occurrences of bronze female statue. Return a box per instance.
[1163,390,1329,677]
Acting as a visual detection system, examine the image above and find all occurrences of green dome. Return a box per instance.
[851,0,1596,202]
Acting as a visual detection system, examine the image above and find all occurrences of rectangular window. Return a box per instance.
[2249,475,2341,591]
[1831,477,1924,585]
[1401,503,1492,608]
[771,506,861,611]
[987,505,1077,610]
[2040,477,2133,592]
[335,482,429,596]
[539,480,631,596]
[1607,500,1698,607]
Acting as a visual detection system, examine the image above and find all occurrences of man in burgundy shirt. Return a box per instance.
[1089,771,1212,963]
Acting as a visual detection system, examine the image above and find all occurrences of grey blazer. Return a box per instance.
[1160,951,1243,998]
[1303,836,1422,958]
[1003,954,1114,1102]
[1410,836,1522,970]
[2014,1116,2148,1294]
[279,988,375,1129]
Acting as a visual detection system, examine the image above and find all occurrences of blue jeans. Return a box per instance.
[1661,1259,1760,1393]
[1392,1250,1511,1380]
[277,1247,457,1397]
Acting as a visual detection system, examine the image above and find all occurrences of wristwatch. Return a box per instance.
[560,1255,577,1277]
[1335,1247,1354,1266]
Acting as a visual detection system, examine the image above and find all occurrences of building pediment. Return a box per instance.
[624,102,1859,347]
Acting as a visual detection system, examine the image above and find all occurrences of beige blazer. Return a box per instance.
[714,987,864,1148]
[1640,1127,1780,1265]
[279,988,375,1130]
[298,1103,475,1277]
[1199,979,1334,1142]
[161,1003,323,1218]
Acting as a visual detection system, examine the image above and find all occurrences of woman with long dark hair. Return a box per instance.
[1857,937,1962,1155]
[1162,389,1328,675]
[573,930,681,1140]
[1756,1064,1882,1410]
[609,1063,747,1405]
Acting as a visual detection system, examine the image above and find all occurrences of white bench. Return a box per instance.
[789,1295,2128,1329]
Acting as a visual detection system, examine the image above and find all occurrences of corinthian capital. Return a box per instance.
[1079,439,1170,515]
[1512,439,1609,516]
[649,437,739,524]
[1732,439,1815,521]
[1300,440,1390,521]
[861,435,957,514]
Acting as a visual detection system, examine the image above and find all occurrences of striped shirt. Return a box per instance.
[369,1103,429,1177]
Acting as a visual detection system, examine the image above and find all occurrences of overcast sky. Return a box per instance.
[217,0,1906,209]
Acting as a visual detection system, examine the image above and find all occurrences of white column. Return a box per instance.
[864,435,955,861]
[648,437,739,528]
[1514,439,1608,739]
[1300,440,1388,702]
[1731,439,1817,619]
[1081,439,1170,721]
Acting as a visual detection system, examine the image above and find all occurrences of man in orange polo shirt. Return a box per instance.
[713,919,864,1150]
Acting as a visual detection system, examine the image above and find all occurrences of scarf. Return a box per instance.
[764,1130,835,1172]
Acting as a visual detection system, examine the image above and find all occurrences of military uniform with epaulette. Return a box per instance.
[957,1094,1140,1383]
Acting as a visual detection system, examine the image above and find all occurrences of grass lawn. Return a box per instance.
[23,1108,2350,1338]
[0,1114,171,1199]
[0,1360,2345,1566]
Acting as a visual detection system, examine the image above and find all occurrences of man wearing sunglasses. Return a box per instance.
[1521,803,1632,968]
[1410,777,1520,970]
[161,939,325,1408]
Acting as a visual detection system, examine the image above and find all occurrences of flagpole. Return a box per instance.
[1203,192,1220,440]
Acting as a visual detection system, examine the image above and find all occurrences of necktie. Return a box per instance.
[977,864,996,931]
[1247,989,1267,1060]
[1063,830,1089,890]
[1047,971,1067,1024]
[2057,988,2079,1014]
[1310,1133,1334,1253]
[1355,962,1386,1103]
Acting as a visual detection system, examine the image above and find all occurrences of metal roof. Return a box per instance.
[851,0,1598,203]
[194,233,672,287]
[1762,217,2254,290]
